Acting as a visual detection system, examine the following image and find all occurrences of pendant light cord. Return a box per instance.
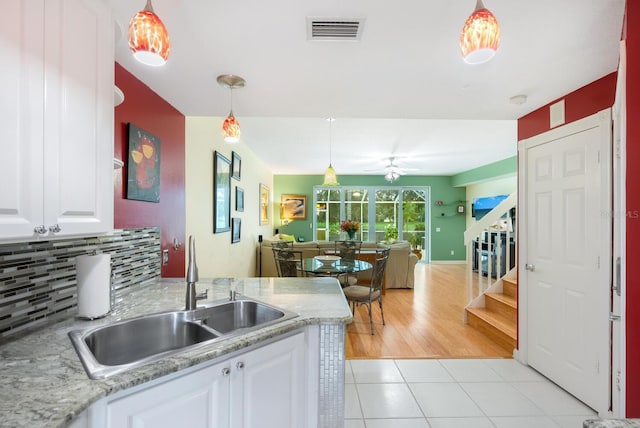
[329,118,333,165]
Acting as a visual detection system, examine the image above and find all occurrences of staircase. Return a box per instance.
[463,192,517,354]
[465,277,517,352]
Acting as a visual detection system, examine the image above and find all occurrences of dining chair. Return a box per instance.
[334,240,362,286]
[342,247,390,335]
[271,242,294,277]
[273,248,304,277]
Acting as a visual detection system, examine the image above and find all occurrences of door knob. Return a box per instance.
[236,362,245,370]
[525,263,535,271]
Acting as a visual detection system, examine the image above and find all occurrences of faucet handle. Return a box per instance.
[196,288,208,301]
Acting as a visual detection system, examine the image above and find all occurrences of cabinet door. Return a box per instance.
[0,0,45,238]
[106,361,231,428]
[42,0,113,237]
[230,332,306,428]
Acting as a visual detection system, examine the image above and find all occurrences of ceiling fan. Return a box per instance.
[367,157,419,183]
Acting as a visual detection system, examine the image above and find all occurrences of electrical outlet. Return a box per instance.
[162,249,169,265]
[450,250,455,256]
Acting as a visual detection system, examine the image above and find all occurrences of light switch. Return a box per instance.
[436,227,441,232]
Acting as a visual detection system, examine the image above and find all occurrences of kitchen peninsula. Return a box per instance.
[0,277,352,428]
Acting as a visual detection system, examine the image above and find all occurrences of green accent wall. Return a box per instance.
[273,174,466,261]
[451,156,517,187]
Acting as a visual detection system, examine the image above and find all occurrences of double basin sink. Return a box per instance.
[68,298,298,379]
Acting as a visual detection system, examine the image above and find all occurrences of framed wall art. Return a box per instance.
[126,123,161,202]
[236,186,244,212]
[259,183,270,225]
[281,194,307,220]
[232,218,241,243]
[231,151,241,181]
[213,151,231,233]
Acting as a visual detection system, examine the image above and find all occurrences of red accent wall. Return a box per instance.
[114,63,186,278]
[518,73,617,141]
[625,0,640,416]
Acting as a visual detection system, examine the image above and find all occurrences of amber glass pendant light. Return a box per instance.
[217,75,246,143]
[128,0,170,66]
[460,0,500,64]
[323,118,339,186]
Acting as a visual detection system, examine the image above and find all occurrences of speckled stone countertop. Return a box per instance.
[0,277,352,428]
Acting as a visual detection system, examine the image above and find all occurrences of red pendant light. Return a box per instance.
[128,0,170,67]
[460,0,500,64]
[217,75,246,143]
[222,113,241,143]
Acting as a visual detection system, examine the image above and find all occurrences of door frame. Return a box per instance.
[610,39,627,417]
[516,107,619,417]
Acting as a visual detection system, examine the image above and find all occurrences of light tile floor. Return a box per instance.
[344,359,598,428]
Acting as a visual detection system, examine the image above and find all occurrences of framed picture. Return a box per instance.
[213,151,231,233]
[126,123,161,202]
[259,183,270,225]
[236,186,244,211]
[281,194,307,220]
[231,151,241,181]
[231,218,241,243]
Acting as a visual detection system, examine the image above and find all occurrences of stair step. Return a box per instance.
[502,278,517,298]
[466,306,516,352]
[485,292,517,322]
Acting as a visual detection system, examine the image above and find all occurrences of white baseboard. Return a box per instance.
[430,260,466,265]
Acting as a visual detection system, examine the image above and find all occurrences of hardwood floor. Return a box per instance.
[345,262,513,359]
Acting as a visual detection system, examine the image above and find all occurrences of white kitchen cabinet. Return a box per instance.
[0,0,113,241]
[99,332,306,428]
[106,359,230,427]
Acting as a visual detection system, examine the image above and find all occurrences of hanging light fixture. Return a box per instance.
[217,75,246,143]
[323,118,339,186]
[459,0,500,64]
[128,0,170,67]
[385,170,400,183]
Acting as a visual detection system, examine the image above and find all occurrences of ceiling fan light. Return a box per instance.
[222,112,241,143]
[385,170,399,183]
[128,0,170,67]
[460,0,500,64]
[323,164,339,186]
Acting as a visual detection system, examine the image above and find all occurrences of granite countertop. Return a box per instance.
[0,277,352,428]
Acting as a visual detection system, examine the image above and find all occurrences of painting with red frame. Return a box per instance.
[126,123,161,202]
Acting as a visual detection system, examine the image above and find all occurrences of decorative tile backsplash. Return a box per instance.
[0,228,161,339]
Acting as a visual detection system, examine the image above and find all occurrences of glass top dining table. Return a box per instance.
[300,258,373,277]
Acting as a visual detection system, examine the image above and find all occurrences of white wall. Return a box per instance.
[185,117,273,278]
[465,175,517,228]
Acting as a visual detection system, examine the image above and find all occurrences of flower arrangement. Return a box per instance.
[340,219,360,233]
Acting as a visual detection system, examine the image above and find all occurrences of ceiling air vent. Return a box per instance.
[307,17,365,41]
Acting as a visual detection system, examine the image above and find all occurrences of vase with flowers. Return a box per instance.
[340,219,360,240]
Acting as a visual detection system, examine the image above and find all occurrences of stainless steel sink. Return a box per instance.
[69,298,297,379]
[194,300,290,334]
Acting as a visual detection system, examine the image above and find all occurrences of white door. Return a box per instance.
[523,109,612,414]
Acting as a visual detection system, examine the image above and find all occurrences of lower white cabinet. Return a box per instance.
[98,332,306,428]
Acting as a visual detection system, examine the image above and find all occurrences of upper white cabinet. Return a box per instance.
[0,0,114,241]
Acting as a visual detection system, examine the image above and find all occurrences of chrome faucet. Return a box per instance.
[185,236,207,310]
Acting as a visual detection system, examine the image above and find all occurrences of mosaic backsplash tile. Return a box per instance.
[0,228,161,339]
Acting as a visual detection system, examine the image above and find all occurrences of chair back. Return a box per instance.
[271,242,294,276]
[274,248,303,277]
[334,240,362,262]
[370,247,390,293]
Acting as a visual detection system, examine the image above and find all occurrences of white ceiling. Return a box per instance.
[109,0,625,177]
